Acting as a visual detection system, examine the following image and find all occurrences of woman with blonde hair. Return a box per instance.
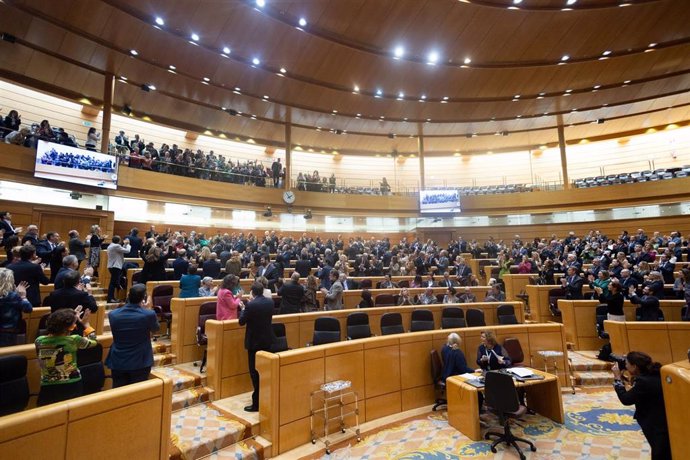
[476,330,512,370]
[302,275,320,311]
[0,268,32,347]
[196,246,212,265]
[441,332,474,380]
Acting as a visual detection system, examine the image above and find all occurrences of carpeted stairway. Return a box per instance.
[568,350,615,386]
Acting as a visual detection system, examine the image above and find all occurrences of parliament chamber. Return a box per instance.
[1,1,690,459]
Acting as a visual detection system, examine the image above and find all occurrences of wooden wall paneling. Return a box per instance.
[661,360,690,460]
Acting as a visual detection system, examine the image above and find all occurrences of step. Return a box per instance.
[153,352,177,367]
[169,403,254,460]
[573,370,614,386]
[172,386,215,412]
[568,351,613,372]
[152,366,203,392]
[152,338,172,354]
[199,437,267,460]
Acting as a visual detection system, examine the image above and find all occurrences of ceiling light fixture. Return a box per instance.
[463,57,471,65]
[561,55,570,61]
[393,46,405,59]
[191,33,199,41]
[602,50,612,56]
[397,92,404,100]
[566,0,577,5]
[375,89,383,97]
[256,0,265,7]
[155,17,165,26]
[222,47,231,54]
[279,67,286,73]
[203,77,210,82]
[353,85,360,92]
[298,17,307,27]
[129,49,138,56]
[252,57,260,65]
[169,65,176,70]
[427,51,439,65]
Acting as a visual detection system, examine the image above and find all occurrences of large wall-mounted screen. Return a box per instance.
[419,189,461,213]
[34,140,118,190]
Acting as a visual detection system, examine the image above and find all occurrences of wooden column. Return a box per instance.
[557,124,570,189]
[101,73,114,153]
[417,123,425,189]
[284,107,292,190]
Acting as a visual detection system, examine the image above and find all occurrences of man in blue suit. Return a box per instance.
[239,282,274,412]
[105,284,160,387]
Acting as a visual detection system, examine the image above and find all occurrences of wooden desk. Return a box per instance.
[446,369,564,441]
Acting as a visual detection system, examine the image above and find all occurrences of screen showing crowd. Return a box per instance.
[34,140,118,189]
[419,189,461,213]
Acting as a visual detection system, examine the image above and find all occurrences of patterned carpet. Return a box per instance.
[318,390,650,459]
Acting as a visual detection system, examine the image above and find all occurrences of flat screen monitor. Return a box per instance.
[34,140,118,190]
[419,189,461,213]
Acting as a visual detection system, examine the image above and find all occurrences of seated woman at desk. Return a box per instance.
[476,330,512,370]
[441,333,475,381]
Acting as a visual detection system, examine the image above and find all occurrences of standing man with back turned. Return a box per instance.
[239,281,274,412]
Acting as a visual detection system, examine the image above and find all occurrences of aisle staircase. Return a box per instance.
[98,282,267,459]
[568,350,615,387]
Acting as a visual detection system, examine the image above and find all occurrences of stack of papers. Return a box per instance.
[507,367,534,378]
[459,373,479,380]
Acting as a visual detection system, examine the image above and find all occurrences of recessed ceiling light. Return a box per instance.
[566,0,577,5]
[561,55,570,61]
[513,0,523,4]
[252,57,260,65]
[234,87,241,91]
[397,92,404,99]
[279,67,286,73]
[203,77,210,82]
[148,84,156,91]
[256,0,265,7]
[191,33,199,41]
[623,80,631,84]
[223,47,231,54]
[356,113,361,117]
[463,57,471,65]
[169,65,176,70]
[263,95,269,99]
[648,43,657,48]
[602,50,612,56]
[155,17,165,26]
[119,76,127,81]
[421,94,427,100]
[332,109,337,113]
[221,107,226,110]
[130,49,138,56]
[375,89,383,97]
[593,84,601,89]
[514,95,520,99]
[353,85,360,92]
[427,51,439,64]
[619,3,631,6]
[298,17,307,27]
[443,96,449,100]
[394,46,405,59]
[571,108,577,112]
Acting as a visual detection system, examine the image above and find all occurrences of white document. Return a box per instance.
[459,373,479,380]
[508,367,534,378]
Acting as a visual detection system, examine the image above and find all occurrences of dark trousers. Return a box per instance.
[111,367,151,388]
[248,349,259,409]
[38,381,83,406]
[108,267,122,300]
[641,425,672,460]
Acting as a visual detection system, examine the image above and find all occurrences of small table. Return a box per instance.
[446,369,564,441]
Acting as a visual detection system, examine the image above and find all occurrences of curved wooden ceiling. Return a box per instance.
[0,0,689,155]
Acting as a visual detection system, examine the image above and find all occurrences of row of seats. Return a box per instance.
[573,167,690,188]
[194,304,520,370]
[423,184,533,195]
[0,344,106,416]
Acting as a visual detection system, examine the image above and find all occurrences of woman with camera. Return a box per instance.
[612,351,671,460]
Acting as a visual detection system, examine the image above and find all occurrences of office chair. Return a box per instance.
[77,343,106,395]
[312,317,341,345]
[548,288,565,316]
[151,284,174,338]
[484,371,537,460]
[497,304,519,325]
[194,301,217,372]
[270,322,289,352]
[410,309,435,332]
[374,294,396,306]
[441,307,466,329]
[0,354,30,416]
[380,312,405,335]
[466,309,486,327]
[346,312,372,340]
[430,349,447,411]
[502,337,525,367]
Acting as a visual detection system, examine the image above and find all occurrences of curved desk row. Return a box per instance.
[605,320,690,365]
[249,323,569,455]
[559,299,687,350]
[18,306,107,346]
[170,297,523,366]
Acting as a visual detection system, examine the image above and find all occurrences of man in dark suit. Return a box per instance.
[8,245,49,307]
[257,256,280,291]
[35,231,60,265]
[619,269,639,298]
[42,270,98,335]
[278,272,305,315]
[68,230,87,270]
[657,254,675,285]
[20,225,39,246]
[561,267,584,300]
[202,252,222,279]
[54,254,79,289]
[0,211,22,238]
[172,249,189,280]
[126,228,143,258]
[295,254,312,278]
[239,282,274,412]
